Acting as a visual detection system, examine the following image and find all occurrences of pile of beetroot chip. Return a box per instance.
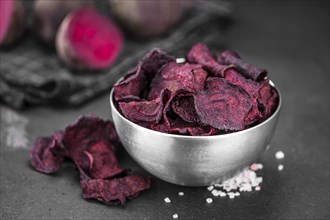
[29,115,150,205]
[114,43,279,135]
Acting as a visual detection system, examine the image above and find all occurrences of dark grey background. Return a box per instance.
[1,0,329,219]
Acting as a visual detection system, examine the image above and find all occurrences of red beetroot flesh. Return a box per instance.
[56,7,123,70]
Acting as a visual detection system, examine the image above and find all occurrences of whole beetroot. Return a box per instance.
[109,0,184,38]
[56,7,123,71]
[33,0,93,45]
[0,0,25,47]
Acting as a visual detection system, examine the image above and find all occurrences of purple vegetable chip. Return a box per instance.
[258,82,279,120]
[187,43,233,77]
[150,122,169,133]
[148,62,207,100]
[114,64,144,101]
[224,69,261,125]
[118,89,171,124]
[114,48,174,101]
[218,50,267,81]
[112,44,278,136]
[162,89,193,129]
[83,140,125,180]
[81,176,151,205]
[29,136,63,174]
[172,95,200,123]
[194,77,253,131]
[169,118,217,136]
[140,48,175,81]
[29,115,151,205]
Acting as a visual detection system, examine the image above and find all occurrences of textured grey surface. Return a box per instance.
[1,0,329,219]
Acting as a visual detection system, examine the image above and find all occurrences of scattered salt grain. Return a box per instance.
[206,198,213,203]
[278,164,284,171]
[275,151,285,160]
[173,214,178,219]
[178,192,184,196]
[227,192,236,199]
[164,197,171,203]
[206,163,264,199]
[176,58,186,63]
[219,191,226,197]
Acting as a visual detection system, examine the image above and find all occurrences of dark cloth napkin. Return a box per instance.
[0,1,232,109]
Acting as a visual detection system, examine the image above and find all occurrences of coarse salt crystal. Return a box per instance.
[278,164,284,171]
[173,214,178,219]
[211,189,218,196]
[208,164,263,199]
[164,197,171,203]
[176,58,186,63]
[249,163,259,171]
[275,151,285,159]
[206,198,213,203]
[257,163,263,169]
[228,192,235,199]
[220,192,226,197]
[178,192,184,196]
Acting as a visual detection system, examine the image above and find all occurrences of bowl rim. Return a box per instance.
[109,78,282,140]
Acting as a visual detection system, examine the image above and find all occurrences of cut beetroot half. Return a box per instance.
[56,7,123,71]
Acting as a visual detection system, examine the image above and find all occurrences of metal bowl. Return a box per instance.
[109,82,281,186]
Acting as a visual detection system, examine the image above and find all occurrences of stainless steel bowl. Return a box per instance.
[109,82,281,186]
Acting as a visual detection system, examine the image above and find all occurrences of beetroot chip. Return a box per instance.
[194,77,253,131]
[169,118,217,136]
[187,43,232,77]
[29,114,151,205]
[118,89,171,124]
[224,69,261,125]
[172,95,200,123]
[29,136,63,174]
[83,140,125,179]
[218,50,267,81]
[114,64,145,101]
[258,83,279,120]
[112,44,278,136]
[148,62,207,100]
[114,48,174,101]
[161,89,193,129]
[81,176,151,205]
[140,48,175,81]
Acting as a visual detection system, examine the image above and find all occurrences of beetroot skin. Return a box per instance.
[33,0,93,45]
[0,0,25,47]
[56,7,123,71]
